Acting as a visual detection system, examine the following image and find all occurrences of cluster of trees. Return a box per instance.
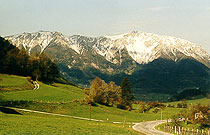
[177,104,210,127]
[136,101,165,113]
[176,101,188,108]
[0,37,59,83]
[84,77,133,110]
[188,104,210,126]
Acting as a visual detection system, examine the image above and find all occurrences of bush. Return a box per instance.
[177,101,188,108]
[148,101,165,109]
[206,93,210,99]
[137,101,150,113]
[171,115,182,127]
[153,107,160,113]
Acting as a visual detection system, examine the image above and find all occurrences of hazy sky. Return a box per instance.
[1,0,210,52]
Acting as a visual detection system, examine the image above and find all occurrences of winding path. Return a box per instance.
[3,107,103,122]
[133,120,173,135]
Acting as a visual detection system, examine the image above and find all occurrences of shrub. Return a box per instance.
[148,101,165,109]
[171,115,182,127]
[206,93,210,99]
[137,101,150,113]
[153,107,160,113]
[177,101,188,108]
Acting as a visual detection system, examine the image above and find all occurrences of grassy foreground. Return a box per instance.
[0,111,140,135]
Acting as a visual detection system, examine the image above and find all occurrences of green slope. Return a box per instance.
[2,82,85,102]
[0,74,33,90]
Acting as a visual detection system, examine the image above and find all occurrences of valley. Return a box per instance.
[0,74,209,134]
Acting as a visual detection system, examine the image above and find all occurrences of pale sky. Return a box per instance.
[0,0,210,52]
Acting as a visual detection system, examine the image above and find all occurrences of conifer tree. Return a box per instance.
[120,77,134,110]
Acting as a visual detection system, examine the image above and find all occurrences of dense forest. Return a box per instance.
[0,37,59,83]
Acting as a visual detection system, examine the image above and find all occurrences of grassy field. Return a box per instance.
[0,74,33,90]
[166,98,210,106]
[0,74,28,87]
[0,111,140,135]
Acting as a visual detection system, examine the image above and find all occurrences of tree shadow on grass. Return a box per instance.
[0,107,22,115]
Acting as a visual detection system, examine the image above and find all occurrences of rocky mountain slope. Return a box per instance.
[6,30,210,67]
[5,31,210,99]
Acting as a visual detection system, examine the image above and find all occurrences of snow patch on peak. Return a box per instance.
[102,31,210,65]
[125,35,159,64]
[65,36,83,54]
[5,31,56,54]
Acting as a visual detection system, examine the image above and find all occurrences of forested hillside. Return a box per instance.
[0,37,59,83]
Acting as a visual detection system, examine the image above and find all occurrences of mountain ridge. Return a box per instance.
[5,30,210,68]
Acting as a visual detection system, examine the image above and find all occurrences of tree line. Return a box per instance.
[0,37,59,83]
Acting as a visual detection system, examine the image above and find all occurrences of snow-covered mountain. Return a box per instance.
[5,30,210,97]
[5,30,210,68]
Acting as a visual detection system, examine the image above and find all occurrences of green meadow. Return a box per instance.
[0,74,28,87]
[0,74,209,134]
[0,112,139,135]
[0,74,33,91]
[166,98,210,106]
